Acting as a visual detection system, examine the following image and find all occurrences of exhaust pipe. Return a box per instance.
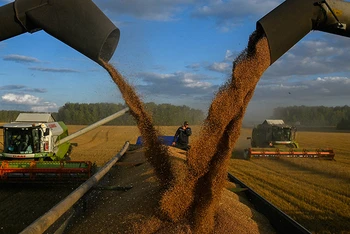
[257,0,350,65]
[0,0,120,64]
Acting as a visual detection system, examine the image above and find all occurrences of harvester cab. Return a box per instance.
[247,120,298,149]
[245,119,335,160]
[1,113,70,161]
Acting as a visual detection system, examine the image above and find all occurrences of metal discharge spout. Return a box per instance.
[257,0,350,65]
[0,0,120,64]
[54,107,129,147]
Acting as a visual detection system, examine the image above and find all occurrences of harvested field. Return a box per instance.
[67,126,350,234]
[65,125,203,166]
[0,126,349,233]
[231,128,350,234]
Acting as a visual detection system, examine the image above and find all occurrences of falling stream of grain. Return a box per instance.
[100,60,175,188]
[100,29,271,233]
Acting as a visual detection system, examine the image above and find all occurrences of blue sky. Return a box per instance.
[1,0,350,123]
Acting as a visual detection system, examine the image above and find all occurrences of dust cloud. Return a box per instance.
[100,28,271,233]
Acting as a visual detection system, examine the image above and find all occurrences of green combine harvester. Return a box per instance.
[0,109,129,181]
[245,120,335,160]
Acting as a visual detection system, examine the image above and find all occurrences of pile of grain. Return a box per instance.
[66,147,275,234]
[99,29,271,233]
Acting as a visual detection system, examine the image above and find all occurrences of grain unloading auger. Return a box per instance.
[257,0,350,65]
[244,120,335,160]
[0,108,129,181]
[0,0,120,64]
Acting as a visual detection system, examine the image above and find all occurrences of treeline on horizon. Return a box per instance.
[273,105,350,130]
[0,102,205,126]
[2,104,350,129]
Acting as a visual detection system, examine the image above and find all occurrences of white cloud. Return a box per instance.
[207,62,231,73]
[183,78,211,88]
[225,50,234,61]
[135,71,217,96]
[130,70,218,111]
[316,76,350,83]
[320,88,330,93]
[193,0,280,18]
[0,85,47,93]
[31,102,59,112]
[94,0,282,29]
[253,76,350,105]
[3,54,40,63]
[29,67,79,73]
[1,93,59,112]
[265,34,350,78]
[2,93,41,105]
[191,0,282,31]
[186,63,201,70]
[257,83,308,91]
[95,0,194,21]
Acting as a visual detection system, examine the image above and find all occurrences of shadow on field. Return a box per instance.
[286,209,350,234]
[274,158,350,182]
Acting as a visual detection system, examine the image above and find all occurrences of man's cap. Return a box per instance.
[184,121,189,125]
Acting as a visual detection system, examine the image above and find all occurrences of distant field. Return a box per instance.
[231,128,350,234]
[64,125,203,165]
[0,125,349,233]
